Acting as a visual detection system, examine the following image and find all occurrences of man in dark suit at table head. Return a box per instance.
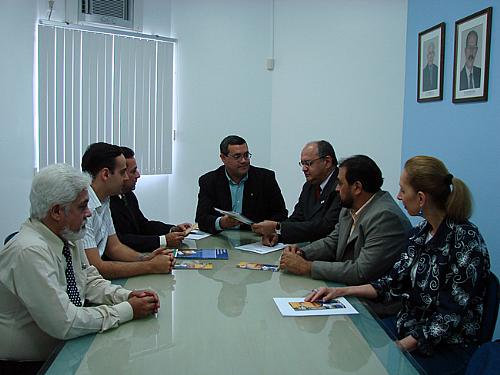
[195,135,288,234]
[110,146,191,252]
[0,164,159,374]
[280,155,410,314]
[252,140,341,246]
[459,29,481,90]
[81,142,174,279]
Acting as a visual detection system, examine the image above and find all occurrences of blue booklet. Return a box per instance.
[174,248,228,260]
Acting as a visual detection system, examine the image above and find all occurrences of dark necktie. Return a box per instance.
[315,185,322,200]
[469,72,473,89]
[62,242,82,307]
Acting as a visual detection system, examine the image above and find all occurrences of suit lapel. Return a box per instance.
[123,194,140,232]
[304,183,323,217]
[216,167,233,210]
[340,191,384,257]
[306,169,338,218]
[337,213,353,261]
[242,166,255,210]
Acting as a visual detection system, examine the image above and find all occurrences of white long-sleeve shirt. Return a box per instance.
[0,219,133,361]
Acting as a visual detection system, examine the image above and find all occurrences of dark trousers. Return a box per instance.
[0,360,44,375]
[381,317,477,375]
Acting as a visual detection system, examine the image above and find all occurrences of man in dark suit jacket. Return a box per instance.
[110,147,191,252]
[195,135,288,234]
[252,140,341,245]
[460,65,481,90]
[280,155,410,316]
[459,30,481,90]
[422,42,438,91]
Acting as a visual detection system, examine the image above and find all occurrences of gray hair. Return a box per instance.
[30,164,91,220]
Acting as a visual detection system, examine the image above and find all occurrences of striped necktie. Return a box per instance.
[62,242,82,307]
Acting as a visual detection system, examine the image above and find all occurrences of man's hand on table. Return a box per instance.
[279,246,311,275]
[128,289,160,319]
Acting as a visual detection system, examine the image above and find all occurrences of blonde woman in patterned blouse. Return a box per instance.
[306,156,490,375]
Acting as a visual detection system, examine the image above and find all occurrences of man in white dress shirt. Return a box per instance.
[0,164,159,373]
[80,142,174,279]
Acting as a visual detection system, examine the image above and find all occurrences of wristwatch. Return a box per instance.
[275,222,281,235]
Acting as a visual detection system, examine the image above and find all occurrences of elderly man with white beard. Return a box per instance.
[0,164,159,375]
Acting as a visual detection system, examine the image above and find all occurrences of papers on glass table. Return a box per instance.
[185,230,211,240]
[214,208,254,225]
[273,297,358,317]
[174,248,229,260]
[174,261,214,270]
[234,241,285,254]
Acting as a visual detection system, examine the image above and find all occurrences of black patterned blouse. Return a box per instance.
[371,218,490,355]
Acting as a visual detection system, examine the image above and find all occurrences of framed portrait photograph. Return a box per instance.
[453,7,493,103]
[417,23,445,102]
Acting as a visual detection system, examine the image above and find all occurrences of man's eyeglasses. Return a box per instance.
[226,152,252,161]
[299,157,324,168]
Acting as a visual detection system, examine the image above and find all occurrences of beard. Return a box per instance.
[61,222,87,242]
[340,194,354,209]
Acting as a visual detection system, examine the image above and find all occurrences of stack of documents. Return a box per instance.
[234,241,285,254]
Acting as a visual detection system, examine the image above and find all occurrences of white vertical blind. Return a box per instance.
[37,24,174,174]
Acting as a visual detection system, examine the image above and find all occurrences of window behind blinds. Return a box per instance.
[36,23,174,175]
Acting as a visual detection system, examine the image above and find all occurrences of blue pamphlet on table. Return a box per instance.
[174,248,228,260]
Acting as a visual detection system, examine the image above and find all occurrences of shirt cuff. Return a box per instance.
[115,301,134,324]
[215,217,223,231]
[115,287,132,302]
[159,235,167,247]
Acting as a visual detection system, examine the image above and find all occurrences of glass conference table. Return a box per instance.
[43,231,423,375]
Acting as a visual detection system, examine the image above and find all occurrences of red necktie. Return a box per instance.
[315,185,321,200]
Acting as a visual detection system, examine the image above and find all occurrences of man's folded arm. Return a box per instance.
[302,222,341,261]
[13,248,133,340]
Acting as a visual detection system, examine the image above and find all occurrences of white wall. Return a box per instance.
[0,0,408,239]
[165,0,408,222]
[165,0,274,223]
[0,1,37,242]
[270,0,408,208]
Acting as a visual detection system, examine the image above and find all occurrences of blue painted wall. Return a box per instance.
[403,0,500,337]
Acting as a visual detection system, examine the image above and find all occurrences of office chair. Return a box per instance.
[3,231,18,245]
[479,272,500,344]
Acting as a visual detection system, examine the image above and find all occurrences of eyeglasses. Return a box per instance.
[226,152,252,161]
[299,157,324,168]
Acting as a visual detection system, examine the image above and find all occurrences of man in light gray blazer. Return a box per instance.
[280,155,411,286]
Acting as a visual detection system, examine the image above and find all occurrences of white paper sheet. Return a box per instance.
[273,297,358,316]
[234,241,285,254]
[185,231,211,240]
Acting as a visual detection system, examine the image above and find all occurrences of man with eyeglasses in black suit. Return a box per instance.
[252,140,341,246]
[195,135,288,234]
